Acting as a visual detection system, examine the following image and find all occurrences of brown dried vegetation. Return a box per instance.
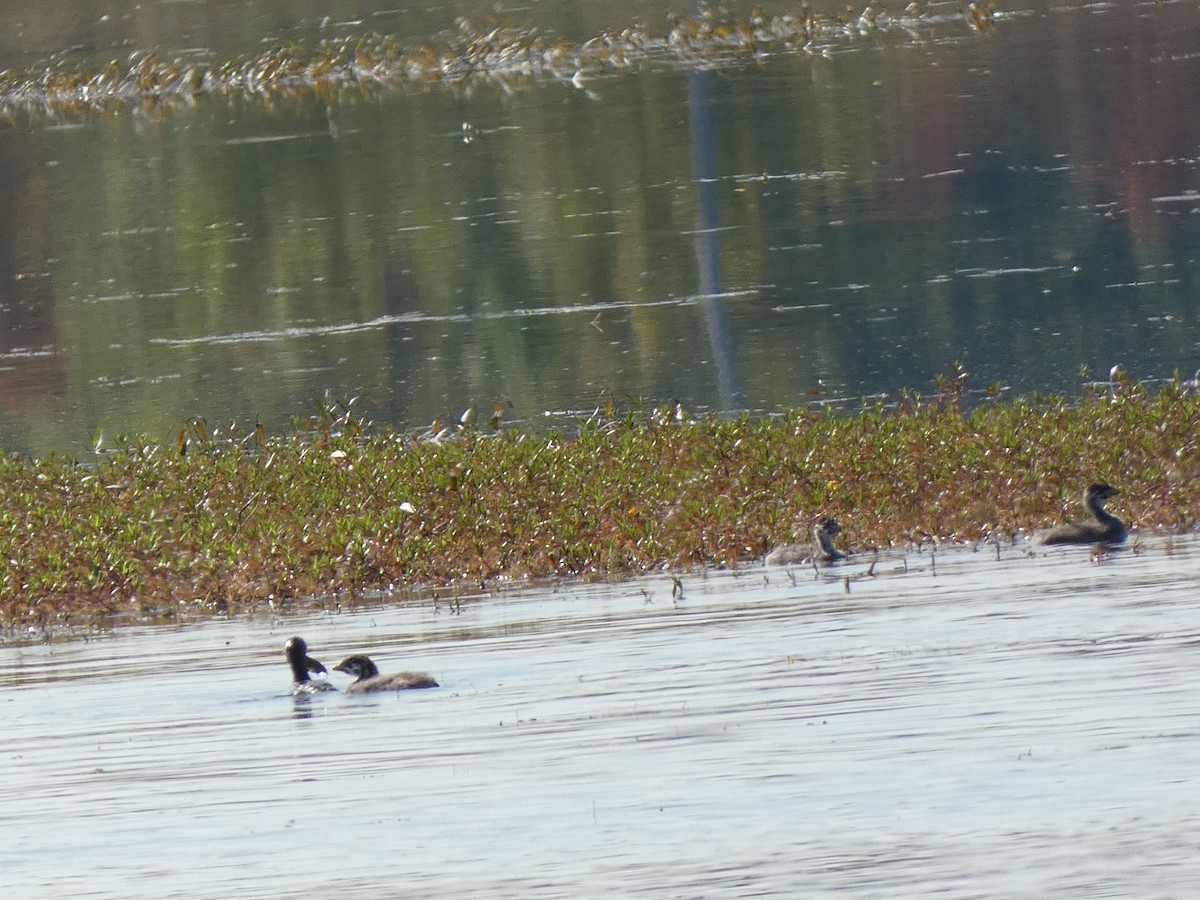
[1,375,1198,639]
[0,4,985,119]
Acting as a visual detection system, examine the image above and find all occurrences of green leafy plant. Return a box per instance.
[1,375,1197,639]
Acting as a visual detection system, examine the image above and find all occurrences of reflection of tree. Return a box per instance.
[689,66,742,409]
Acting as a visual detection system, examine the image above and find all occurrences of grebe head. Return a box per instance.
[1085,482,1118,505]
[809,516,846,562]
[333,655,381,681]
[285,636,328,683]
[816,516,841,537]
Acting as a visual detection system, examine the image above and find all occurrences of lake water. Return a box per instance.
[2,534,1199,896]
[2,0,1199,456]
[3,5,1197,893]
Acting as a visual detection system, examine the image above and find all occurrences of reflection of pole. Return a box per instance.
[687,69,742,408]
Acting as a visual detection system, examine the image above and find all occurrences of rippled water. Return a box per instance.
[3,534,1199,896]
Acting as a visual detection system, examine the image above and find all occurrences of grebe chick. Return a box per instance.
[765,517,846,566]
[333,655,439,694]
[285,636,335,695]
[1038,482,1128,547]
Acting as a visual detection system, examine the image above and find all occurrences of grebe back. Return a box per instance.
[333,654,439,693]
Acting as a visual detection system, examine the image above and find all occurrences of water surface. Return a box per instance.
[1,1,1198,454]
[3,534,1199,896]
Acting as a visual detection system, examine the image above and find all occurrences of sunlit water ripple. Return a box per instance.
[2,534,1199,897]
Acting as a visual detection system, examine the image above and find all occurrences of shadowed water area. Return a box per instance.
[2,536,1199,896]
[0,0,1198,455]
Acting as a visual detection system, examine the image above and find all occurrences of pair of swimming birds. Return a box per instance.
[286,637,438,696]
[766,482,1128,564]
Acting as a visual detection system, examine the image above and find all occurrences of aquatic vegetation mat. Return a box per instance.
[0,2,996,119]
[1,374,1197,637]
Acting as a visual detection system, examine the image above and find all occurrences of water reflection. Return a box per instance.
[290,693,320,720]
[0,2,1198,455]
[689,65,743,409]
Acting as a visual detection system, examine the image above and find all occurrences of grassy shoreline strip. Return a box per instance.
[1,378,1198,637]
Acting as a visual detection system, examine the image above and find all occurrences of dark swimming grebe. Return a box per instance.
[332,655,439,693]
[1038,483,1128,547]
[285,636,335,695]
[765,517,846,566]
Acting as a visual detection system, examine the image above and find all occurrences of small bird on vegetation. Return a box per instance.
[1038,482,1128,547]
[766,516,846,566]
[333,655,439,693]
[285,636,335,695]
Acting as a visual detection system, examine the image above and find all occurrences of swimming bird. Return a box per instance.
[1038,482,1128,547]
[333,655,439,693]
[285,636,335,695]
[765,517,846,566]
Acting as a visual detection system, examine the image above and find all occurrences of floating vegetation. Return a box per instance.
[0,2,994,119]
[1,372,1198,639]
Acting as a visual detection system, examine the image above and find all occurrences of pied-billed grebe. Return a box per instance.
[1038,482,1128,547]
[333,655,439,693]
[285,636,336,695]
[765,517,846,566]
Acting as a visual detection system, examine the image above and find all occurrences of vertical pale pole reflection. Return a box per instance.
[687,67,743,409]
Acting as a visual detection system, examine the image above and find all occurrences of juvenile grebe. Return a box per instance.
[285,636,335,695]
[333,655,439,693]
[765,517,846,566]
[1038,482,1128,546]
